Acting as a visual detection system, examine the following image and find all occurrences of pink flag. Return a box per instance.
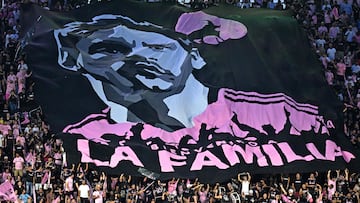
[281,194,291,203]
[41,171,49,185]
[0,181,17,202]
[25,152,35,165]
[21,112,30,125]
[52,196,60,203]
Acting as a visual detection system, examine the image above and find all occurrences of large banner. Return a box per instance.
[0,181,17,202]
[20,0,360,182]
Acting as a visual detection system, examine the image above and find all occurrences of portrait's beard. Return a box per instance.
[91,54,197,130]
[113,56,192,95]
[116,60,173,93]
[97,58,187,106]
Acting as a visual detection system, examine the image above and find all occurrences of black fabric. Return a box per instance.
[20,0,360,183]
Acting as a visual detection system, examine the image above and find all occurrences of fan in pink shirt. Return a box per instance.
[5,71,17,100]
[325,70,334,85]
[12,123,20,138]
[1,168,12,183]
[336,60,346,76]
[326,170,340,200]
[167,178,179,197]
[324,11,332,25]
[65,173,75,202]
[318,22,328,36]
[16,68,31,94]
[329,23,340,41]
[198,184,210,203]
[13,153,25,178]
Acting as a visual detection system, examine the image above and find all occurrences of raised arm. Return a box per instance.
[238,173,242,182]
[279,183,287,195]
[335,169,340,179]
[344,168,349,181]
[247,172,251,182]
[315,184,322,203]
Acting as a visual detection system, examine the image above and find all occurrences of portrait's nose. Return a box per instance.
[143,52,164,66]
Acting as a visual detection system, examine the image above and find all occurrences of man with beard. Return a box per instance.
[54,14,209,132]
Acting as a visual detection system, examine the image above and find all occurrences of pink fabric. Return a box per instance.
[318,26,328,35]
[324,13,332,24]
[325,71,334,85]
[41,171,49,184]
[327,179,336,200]
[175,11,247,45]
[16,136,25,147]
[12,124,19,138]
[281,194,291,203]
[0,181,17,202]
[54,152,62,165]
[332,7,339,20]
[13,156,24,170]
[0,124,11,135]
[111,178,117,191]
[167,181,178,194]
[64,88,325,146]
[16,69,27,93]
[5,74,16,100]
[65,176,74,192]
[320,55,329,67]
[336,62,346,76]
[1,172,11,182]
[198,191,208,203]
[44,143,52,153]
[329,26,340,39]
[25,151,36,166]
[312,15,318,25]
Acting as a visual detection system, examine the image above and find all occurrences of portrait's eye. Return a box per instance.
[89,40,132,55]
[142,42,175,51]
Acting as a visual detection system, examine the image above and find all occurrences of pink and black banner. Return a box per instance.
[20,0,360,182]
[0,181,17,202]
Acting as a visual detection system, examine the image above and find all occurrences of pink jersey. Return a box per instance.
[6,74,16,99]
[65,176,74,192]
[167,181,178,195]
[336,62,346,76]
[16,70,26,93]
[198,191,208,203]
[13,156,24,170]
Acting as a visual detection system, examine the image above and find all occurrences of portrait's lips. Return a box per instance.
[134,61,174,79]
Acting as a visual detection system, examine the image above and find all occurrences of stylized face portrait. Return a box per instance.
[76,25,199,93]
[54,15,209,130]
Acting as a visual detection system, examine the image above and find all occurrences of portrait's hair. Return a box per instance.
[54,14,194,71]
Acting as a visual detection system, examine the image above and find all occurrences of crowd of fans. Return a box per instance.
[0,0,358,203]
[291,0,360,148]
